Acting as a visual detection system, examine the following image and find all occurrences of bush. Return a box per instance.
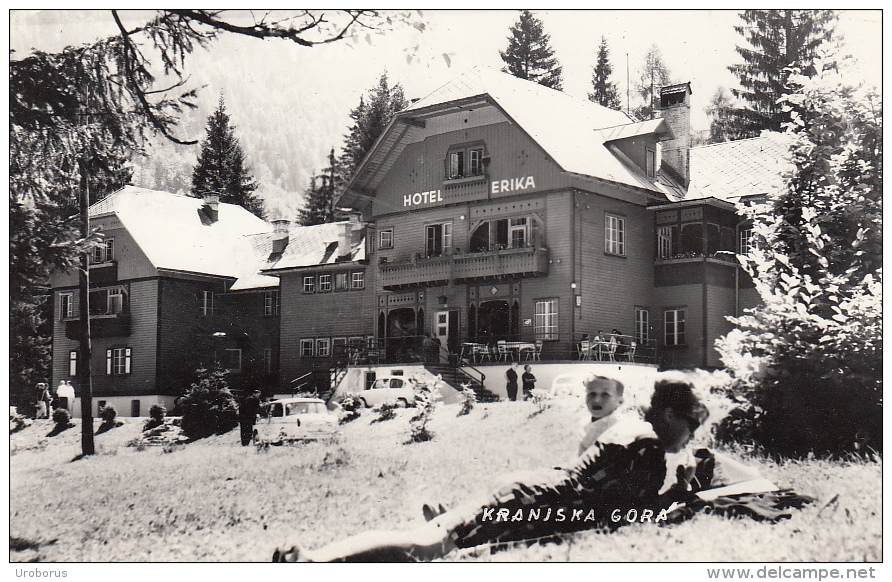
[338,394,363,412]
[179,369,239,440]
[144,404,166,431]
[457,383,476,417]
[52,408,71,426]
[370,402,397,424]
[99,405,117,424]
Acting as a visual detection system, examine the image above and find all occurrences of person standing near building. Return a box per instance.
[521,365,536,401]
[36,382,51,419]
[505,362,519,401]
[239,389,262,446]
[56,381,75,414]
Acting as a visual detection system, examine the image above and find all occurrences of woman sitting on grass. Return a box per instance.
[274,379,716,562]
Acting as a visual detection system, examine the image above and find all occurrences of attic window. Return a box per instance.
[646,148,656,178]
[445,143,486,180]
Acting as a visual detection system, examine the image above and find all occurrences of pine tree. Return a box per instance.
[634,44,672,120]
[588,36,621,110]
[341,72,407,181]
[728,10,837,138]
[191,97,263,217]
[499,10,563,90]
[298,149,344,226]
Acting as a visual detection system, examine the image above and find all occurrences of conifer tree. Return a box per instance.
[728,10,837,137]
[634,44,672,120]
[298,149,344,226]
[341,73,407,181]
[588,36,622,110]
[500,10,563,90]
[705,87,738,143]
[191,97,263,217]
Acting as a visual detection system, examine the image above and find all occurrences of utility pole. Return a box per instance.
[78,158,95,456]
[626,53,630,117]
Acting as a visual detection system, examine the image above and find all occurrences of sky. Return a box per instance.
[7,9,884,200]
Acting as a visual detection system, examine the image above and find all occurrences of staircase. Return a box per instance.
[424,362,499,403]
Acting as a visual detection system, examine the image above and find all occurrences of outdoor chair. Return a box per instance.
[496,340,512,362]
[578,340,592,361]
[626,341,636,362]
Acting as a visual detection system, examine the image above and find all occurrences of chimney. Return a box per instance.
[658,82,692,187]
[202,193,220,223]
[271,219,290,254]
[337,216,359,260]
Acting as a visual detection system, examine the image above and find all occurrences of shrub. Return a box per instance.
[144,404,166,431]
[338,394,363,412]
[458,383,476,417]
[407,378,440,443]
[52,408,70,426]
[99,405,117,424]
[370,402,397,424]
[179,369,239,440]
[527,388,552,418]
[339,410,361,425]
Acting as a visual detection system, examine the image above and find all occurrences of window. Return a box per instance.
[379,229,393,249]
[445,145,485,180]
[665,309,686,346]
[657,226,676,259]
[635,308,649,343]
[264,290,279,316]
[335,273,348,291]
[60,292,73,320]
[223,348,242,372]
[303,276,315,294]
[92,238,114,264]
[605,214,625,256]
[509,217,527,248]
[319,274,332,292]
[351,272,365,289]
[739,228,755,255]
[315,338,330,357]
[263,348,273,374]
[107,288,124,314]
[535,298,559,340]
[425,222,452,257]
[680,223,703,255]
[646,148,656,178]
[300,339,314,357]
[69,350,78,377]
[89,286,128,316]
[200,290,214,316]
[106,347,131,375]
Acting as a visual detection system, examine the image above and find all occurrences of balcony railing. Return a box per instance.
[64,311,132,339]
[380,247,549,290]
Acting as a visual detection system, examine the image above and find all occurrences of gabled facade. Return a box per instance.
[50,187,280,417]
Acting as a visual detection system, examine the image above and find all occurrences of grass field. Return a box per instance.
[9,396,882,563]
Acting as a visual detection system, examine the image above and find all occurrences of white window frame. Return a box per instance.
[107,287,124,314]
[69,350,78,377]
[315,338,330,357]
[300,339,314,357]
[318,274,332,292]
[303,276,315,294]
[223,348,242,372]
[534,298,559,341]
[200,290,214,316]
[105,238,114,262]
[335,272,348,291]
[665,309,686,346]
[92,238,114,264]
[351,272,364,289]
[264,290,279,316]
[447,151,464,180]
[509,217,527,248]
[469,147,484,176]
[739,228,755,255]
[263,348,273,374]
[107,347,131,375]
[379,229,393,250]
[425,221,453,257]
[605,214,625,256]
[645,147,656,178]
[635,308,650,343]
[60,292,73,320]
[657,226,674,259]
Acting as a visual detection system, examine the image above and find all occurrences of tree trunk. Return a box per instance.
[78,161,95,456]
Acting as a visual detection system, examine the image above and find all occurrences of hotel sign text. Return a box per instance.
[402,175,537,208]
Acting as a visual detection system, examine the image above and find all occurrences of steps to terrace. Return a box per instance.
[423,363,499,403]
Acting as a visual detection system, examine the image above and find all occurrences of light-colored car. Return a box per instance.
[255,397,338,443]
[356,377,417,408]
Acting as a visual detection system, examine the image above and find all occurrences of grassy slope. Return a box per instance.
[9,398,881,562]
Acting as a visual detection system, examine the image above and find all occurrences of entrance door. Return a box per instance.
[436,311,449,363]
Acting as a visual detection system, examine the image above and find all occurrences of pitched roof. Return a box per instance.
[687,132,792,202]
[343,66,677,206]
[263,221,366,273]
[91,186,276,288]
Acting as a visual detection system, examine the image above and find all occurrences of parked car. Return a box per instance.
[255,397,338,443]
[356,377,417,408]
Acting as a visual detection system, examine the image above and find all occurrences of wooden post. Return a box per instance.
[78,160,95,456]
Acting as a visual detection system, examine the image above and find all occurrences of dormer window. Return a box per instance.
[92,238,114,264]
[445,143,486,180]
[646,148,656,178]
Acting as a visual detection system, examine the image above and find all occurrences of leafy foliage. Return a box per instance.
[728,10,837,138]
[705,87,738,144]
[190,97,263,217]
[370,402,398,424]
[457,383,476,417]
[588,36,621,110]
[499,10,563,90]
[100,405,118,424]
[179,369,239,440]
[144,404,167,431]
[716,56,882,457]
[634,44,672,121]
[51,408,72,428]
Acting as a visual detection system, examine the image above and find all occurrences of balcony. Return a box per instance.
[65,311,132,339]
[454,247,549,283]
[89,261,118,286]
[379,247,549,290]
